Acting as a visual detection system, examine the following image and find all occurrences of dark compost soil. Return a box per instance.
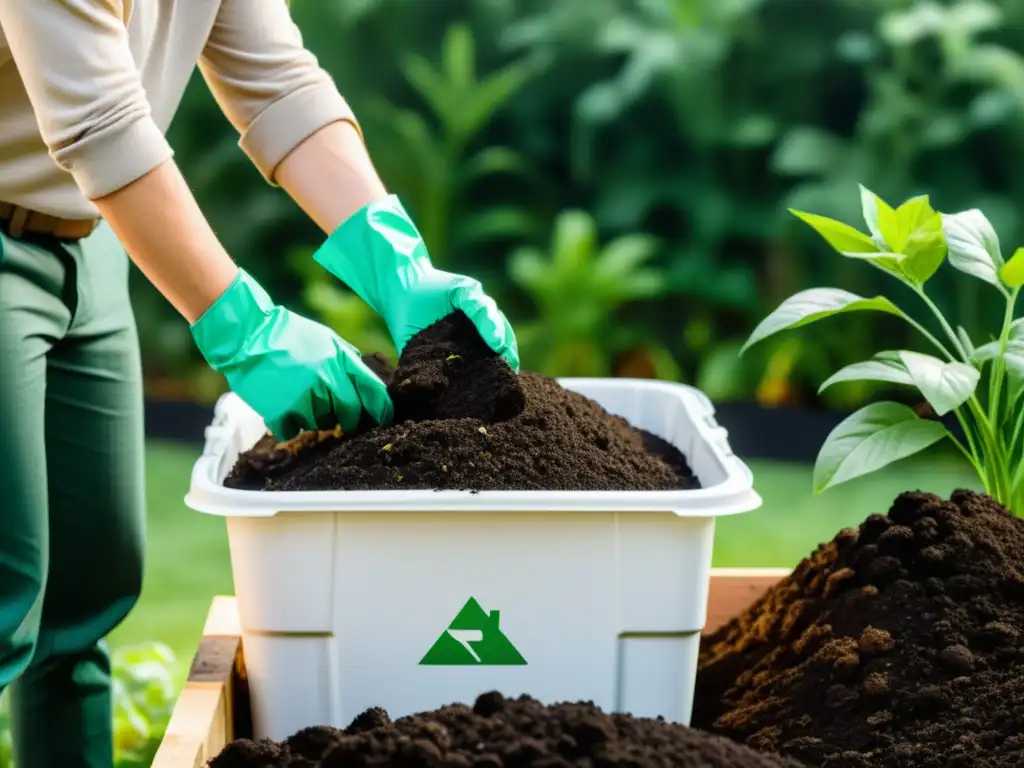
[694,489,1024,768]
[209,691,804,768]
[225,312,698,492]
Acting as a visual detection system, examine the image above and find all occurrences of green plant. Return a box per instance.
[0,642,177,768]
[111,642,179,766]
[743,185,1024,512]
[290,249,396,360]
[363,21,545,264]
[508,210,676,378]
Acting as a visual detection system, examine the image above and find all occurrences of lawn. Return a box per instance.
[109,442,981,675]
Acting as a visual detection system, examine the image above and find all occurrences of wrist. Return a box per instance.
[191,268,275,369]
[313,195,430,314]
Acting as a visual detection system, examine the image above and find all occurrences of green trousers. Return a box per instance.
[0,223,146,768]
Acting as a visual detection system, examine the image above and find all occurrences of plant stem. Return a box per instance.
[901,314,956,362]
[1012,463,1024,512]
[912,286,1014,502]
[1011,408,1024,492]
[947,427,984,480]
[1011,405,1024,463]
[902,298,989,485]
[960,395,1007,499]
[988,287,1020,425]
[953,408,985,474]
[914,288,970,360]
[899,294,994,485]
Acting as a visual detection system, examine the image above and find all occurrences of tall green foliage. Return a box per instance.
[508,210,677,377]
[0,642,178,768]
[745,185,1024,511]
[147,0,1024,408]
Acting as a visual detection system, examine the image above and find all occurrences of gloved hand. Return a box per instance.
[311,195,519,371]
[190,268,393,440]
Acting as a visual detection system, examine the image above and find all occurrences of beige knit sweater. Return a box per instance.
[0,0,356,219]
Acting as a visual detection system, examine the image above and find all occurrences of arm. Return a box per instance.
[0,0,390,436]
[198,0,386,233]
[199,0,519,369]
[0,0,236,323]
[96,165,238,324]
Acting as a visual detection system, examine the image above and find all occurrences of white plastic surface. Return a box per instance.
[185,379,762,740]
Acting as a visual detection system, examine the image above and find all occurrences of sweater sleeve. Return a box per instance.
[0,0,173,200]
[198,0,359,185]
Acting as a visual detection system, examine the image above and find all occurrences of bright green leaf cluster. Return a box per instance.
[112,642,179,767]
[0,642,178,768]
[508,209,676,378]
[744,185,1024,513]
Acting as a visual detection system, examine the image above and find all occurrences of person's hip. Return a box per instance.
[0,201,100,243]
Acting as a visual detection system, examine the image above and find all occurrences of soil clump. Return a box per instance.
[694,489,1024,767]
[226,312,697,492]
[209,691,804,767]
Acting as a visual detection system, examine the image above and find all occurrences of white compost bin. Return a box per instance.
[185,378,761,741]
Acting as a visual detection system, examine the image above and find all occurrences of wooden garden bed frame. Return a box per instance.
[151,567,788,767]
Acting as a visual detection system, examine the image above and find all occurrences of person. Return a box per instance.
[0,1,519,765]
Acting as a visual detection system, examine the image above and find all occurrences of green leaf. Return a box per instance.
[1000,246,1024,287]
[697,342,750,400]
[973,340,1000,363]
[900,211,946,284]
[876,196,921,252]
[899,351,980,416]
[454,60,536,145]
[615,270,668,301]
[594,234,660,280]
[813,402,948,493]
[894,195,936,245]
[858,193,945,283]
[441,23,475,89]
[551,210,598,273]
[401,54,454,119]
[942,209,1005,288]
[859,184,893,247]
[459,147,532,187]
[818,350,913,393]
[957,326,976,358]
[973,325,1024,363]
[771,126,845,176]
[790,210,879,254]
[742,288,904,354]
[1006,343,1024,409]
[456,207,538,246]
[842,250,906,274]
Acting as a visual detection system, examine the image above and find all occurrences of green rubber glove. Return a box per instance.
[312,195,519,370]
[190,268,393,440]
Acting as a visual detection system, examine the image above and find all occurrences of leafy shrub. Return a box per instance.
[141,0,1024,409]
[745,185,1023,511]
[0,642,179,768]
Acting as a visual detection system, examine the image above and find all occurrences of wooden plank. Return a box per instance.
[151,596,250,768]
[704,568,789,634]
[154,569,788,766]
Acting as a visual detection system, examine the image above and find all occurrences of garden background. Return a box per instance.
[2,0,1020,762]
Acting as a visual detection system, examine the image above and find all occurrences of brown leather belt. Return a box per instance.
[0,202,100,242]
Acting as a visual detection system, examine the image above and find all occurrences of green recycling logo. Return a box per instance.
[419,597,527,666]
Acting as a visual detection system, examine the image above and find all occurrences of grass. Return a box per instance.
[107,442,234,672]
[714,448,980,566]
[111,441,982,675]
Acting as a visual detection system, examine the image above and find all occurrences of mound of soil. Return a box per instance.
[209,691,804,767]
[226,312,698,492]
[694,489,1024,767]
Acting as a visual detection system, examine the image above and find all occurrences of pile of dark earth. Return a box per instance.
[225,311,698,492]
[209,691,804,768]
[694,489,1024,768]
